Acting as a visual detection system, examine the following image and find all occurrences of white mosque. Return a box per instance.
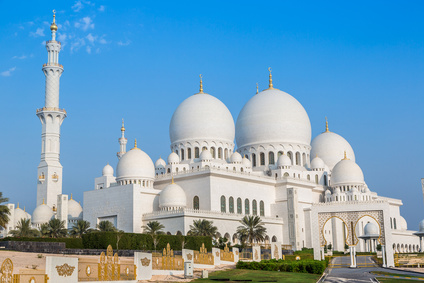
[2,13,423,255]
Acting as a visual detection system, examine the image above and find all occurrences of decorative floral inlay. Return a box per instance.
[141,257,151,267]
[56,263,75,277]
[187,253,193,260]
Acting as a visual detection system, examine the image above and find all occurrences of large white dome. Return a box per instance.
[331,158,364,186]
[14,207,30,226]
[159,182,187,209]
[116,146,155,181]
[169,93,235,145]
[68,198,83,219]
[32,203,53,225]
[364,222,379,236]
[236,88,311,148]
[102,164,114,176]
[311,131,355,170]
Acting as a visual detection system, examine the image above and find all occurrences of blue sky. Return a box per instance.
[0,1,423,229]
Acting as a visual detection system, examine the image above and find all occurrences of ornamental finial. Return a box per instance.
[325,117,329,132]
[171,176,175,184]
[42,198,45,205]
[256,83,259,94]
[343,151,349,160]
[121,118,125,132]
[134,139,138,149]
[17,202,19,209]
[199,74,204,94]
[70,193,73,200]
[50,10,58,32]
[268,67,273,89]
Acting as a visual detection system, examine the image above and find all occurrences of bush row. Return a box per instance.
[236,259,327,274]
[1,237,84,249]
[81,232,212,251]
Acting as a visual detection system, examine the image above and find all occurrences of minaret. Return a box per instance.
[36,10,66,208]
[117,119,127,159]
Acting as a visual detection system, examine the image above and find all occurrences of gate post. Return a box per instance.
[349,246,356,268]
[382,245,386,267]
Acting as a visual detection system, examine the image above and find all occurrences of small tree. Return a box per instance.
[46,219,68,238]
[213,237,230,250]
[236,215,267,246]
[70,220,91,238]
[344,243,349,250]
[141,221,165,253]
[9,219,40,237]
[0,192,10,229]
[97,220,116,232]
[188,219,218,237]
[327,243,332,250]
[376,244,382,252]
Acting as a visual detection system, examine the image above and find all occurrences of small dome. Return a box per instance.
[364,222,379,236]
[242,156,252,167]
[230,152,243,164]
[169,93,235,145]
[159,181,187,209]
[200,150,212,161]
[168,152,180,164]
[102,164,114,176]
[419,219,424,232]
[399,216,408,230]
[155,157,166,168]
[331,159,364,186]
[236,88,311,148]
[311,156,325,170]
[68,198,83,219]
[277,154,292,167]
[116,146,155,182]
[32,204,54,225]
[14,207,30,226]
[311,131,355,170]
[325,189,331,195]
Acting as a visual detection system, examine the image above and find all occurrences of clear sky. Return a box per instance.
[1,1,423,229]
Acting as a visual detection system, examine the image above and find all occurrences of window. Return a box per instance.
[252,153,257,167]
[221,195,226,212]
[224,149,228,159]
[296,152,300,165]
[324,175,328,186]
[269,152,275,165]
[245,199,250,214]
[287,152,293,164]
[237,198,242,214]
[193,196,199,210]
[195,147,200,158]
[218,148,222,159]
[187,148,192,159]
[394,218,397,229]
[252,200,257,215]
[260,153,265,165]
[315,175,319,184]
[390,217,393,229]
[229,197,234,213]
[181,149,185,161]
[260,201,264,216]
[307,175,310,181]
[176,150,179,156]
[278,151,283,157]
[211,147,216,158]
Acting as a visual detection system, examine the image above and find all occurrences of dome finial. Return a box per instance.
[50,10,58,32]
[70,193,73,200]
[171,176,175,184]
[256,83,259,94]
[134,139,138,149]
[325,117,329,132]
[268,67,273,89]
[121,118,125,132]
[24,206,26,212]
[17,202,19,209]
[343,151,349,160]
[199,74,204,94]
[42,198,45,205]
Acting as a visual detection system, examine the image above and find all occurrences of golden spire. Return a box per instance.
[70,193,73,200]
[199,74,204,94]
[256,83,259,94]
[24,206,26,212]
[134,139,138,149]
[268,67,273,89]
[17,202,19,209]
[343,151,349,160]
[121,119,125,132]
[50,10,58,31]
[171,176,175,184]
[325,117,329,132]
[42,198,45,205]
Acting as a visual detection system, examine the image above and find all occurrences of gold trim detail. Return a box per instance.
[140,257,150,267]
[0,258,13,282]
[186,253,193,260]
[55,263,75,277]
[220,244,234,262]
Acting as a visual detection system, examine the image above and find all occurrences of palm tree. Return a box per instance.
[0,192,10,229]
[70,220,91,238]
[188,219,218,237]
[46,219,68,238]
[9,219,40,237]
[236,215,267,246]
[142,221,165,235]
[39,223,49,237]
[97,220,116,232]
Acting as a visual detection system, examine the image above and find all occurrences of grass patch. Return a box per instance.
[371,271,424,279]
[378,278,417,282]
[193,269,321,283]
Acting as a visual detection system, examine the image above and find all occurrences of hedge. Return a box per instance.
[0,237,83,249]
[81,232,212,251]
[236,259,327,275]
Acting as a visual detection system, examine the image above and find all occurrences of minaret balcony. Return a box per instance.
[42,63,63,68]
[36,107,67,114]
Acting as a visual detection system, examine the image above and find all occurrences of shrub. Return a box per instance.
[236,259,327,275]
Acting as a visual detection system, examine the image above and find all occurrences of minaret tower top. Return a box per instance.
[117,119,128,159]
[36,11,66,208]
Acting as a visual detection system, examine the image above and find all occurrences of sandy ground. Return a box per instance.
[0,250,235,282]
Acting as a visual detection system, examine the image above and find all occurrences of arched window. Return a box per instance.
[218,148,222,159]
[211,147,216,158]
[181,149,185,161]
[283,172,289,177]
[307,175,310,181]
[295,152,300,165]
[245,199,250,214]
[252,153,257,167]
[302,153,306,166]
[390,217,393,229]
[176,149,179,156]
[224,149,228,159]
[229,197,234,213]
[167,168,171,173]
[287,152,293,164]
[278,151,283,157]
[195,147,200,158]
[260,153,265,165]
[221,195,226,212]
[272,236,277,242]
[324,175,328,186]
[269,152,275,165]
[187,148,192,159]
[193,196,199,210]
[237,198,242,214]
[394,218,397,229]
[260,201,264,216]
[315,175,319,184]
[252,200,257,215]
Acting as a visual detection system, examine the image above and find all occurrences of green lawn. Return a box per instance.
[192,269,321,282]
[378,278,417,282]
[371,271,424,279]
